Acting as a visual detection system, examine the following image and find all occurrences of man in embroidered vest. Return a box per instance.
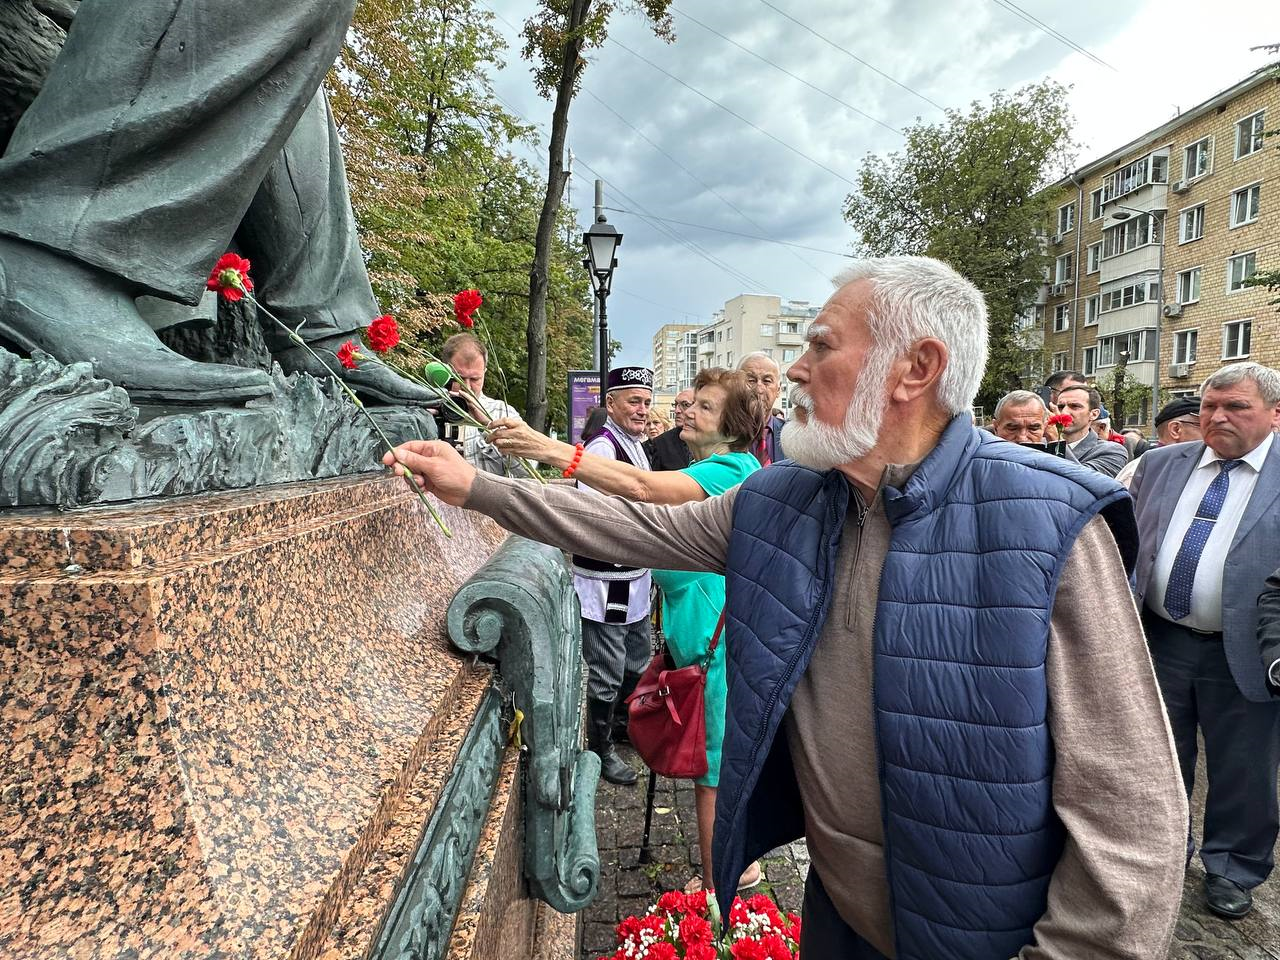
[1130,361,1280,920]
[573,365,655,786]
[386,257,1186,959]
[739,352,784,467]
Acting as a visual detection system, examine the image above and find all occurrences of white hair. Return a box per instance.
[993,389,1046,421]
[1203,361,1280,405]
[831,256,989,416]
[738,351,780,374]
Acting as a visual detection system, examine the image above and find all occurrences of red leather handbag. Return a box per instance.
[625,612,725,779]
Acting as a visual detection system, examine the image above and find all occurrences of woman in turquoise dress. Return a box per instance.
[488,368,764,893]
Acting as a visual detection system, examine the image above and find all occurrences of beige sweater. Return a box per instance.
[466,470,1187,959]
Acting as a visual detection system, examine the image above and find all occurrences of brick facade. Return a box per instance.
[1037,65,1279,428]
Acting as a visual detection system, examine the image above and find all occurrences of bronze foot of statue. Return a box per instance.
[0,239,272,404]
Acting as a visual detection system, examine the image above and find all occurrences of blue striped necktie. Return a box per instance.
[1162,459,1243,621]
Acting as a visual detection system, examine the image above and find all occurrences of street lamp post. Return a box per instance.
[1108,203,1166,424]
[583,214,622,397]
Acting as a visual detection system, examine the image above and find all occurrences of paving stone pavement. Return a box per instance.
[581,746,1280,959]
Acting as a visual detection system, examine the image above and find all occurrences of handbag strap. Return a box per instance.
[700,609,726,670]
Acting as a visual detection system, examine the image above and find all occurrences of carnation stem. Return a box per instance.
[245,295,452,538]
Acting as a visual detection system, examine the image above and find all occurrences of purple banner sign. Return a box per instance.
[567,370,602,445]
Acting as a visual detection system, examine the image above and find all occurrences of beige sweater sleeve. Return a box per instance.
[1021,515,1187,959]
[464,471,736,574]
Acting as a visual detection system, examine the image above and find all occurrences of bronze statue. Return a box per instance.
[0,0,429,405]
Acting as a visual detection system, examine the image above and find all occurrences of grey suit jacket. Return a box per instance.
[1067,430,1129,478]
[1131,438,1280,701]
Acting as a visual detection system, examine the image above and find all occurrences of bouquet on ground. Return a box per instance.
[602,889,801,960]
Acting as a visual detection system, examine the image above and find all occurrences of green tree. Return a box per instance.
[326,0,595,434]
[519,0,675,431]
[842,81,1078,409]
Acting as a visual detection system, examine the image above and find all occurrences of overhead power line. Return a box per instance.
[752,0,947,112]
[985,0,1116,71]
[670,7,902,136]
[605,35,857,187]
[602,206,852,258]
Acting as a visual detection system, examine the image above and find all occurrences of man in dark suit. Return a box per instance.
[1261,568,1280,693]
[1131,361,1280,918]
[644,388,692,471]
[1057,384,1129,477]
[739,352,784,466]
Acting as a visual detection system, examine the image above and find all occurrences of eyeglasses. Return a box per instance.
[674,401,694,410]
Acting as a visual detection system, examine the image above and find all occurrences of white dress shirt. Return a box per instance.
[572,418,652,624]
[460,393,525,475]
[1147,433,1274,631]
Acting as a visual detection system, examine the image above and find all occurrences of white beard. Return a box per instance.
[783,354,891,470]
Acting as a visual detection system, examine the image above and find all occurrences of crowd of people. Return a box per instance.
[388,255,1280,960]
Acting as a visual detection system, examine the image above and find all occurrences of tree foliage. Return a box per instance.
[325,0,594,433]
[842,81,1078,408]
[518,0,674,431]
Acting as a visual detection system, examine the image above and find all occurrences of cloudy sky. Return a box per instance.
[482,0,1278,369]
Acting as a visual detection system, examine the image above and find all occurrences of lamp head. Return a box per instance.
[583,217,622,297]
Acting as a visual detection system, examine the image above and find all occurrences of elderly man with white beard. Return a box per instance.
[385,257,1185,960]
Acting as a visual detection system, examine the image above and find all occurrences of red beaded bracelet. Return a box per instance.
[562,443,585,479]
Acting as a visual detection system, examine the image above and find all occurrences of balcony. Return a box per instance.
[775,328,806,347]
[1100,246,1162,285]
[1099,359,1156,387]
[1097,302,1159,340]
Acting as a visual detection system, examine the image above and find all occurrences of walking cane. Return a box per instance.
[638,768,658,864]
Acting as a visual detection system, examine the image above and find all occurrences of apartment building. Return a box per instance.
[650,323,704,392]
[1040,63,1279,428]
[693,294,820,411]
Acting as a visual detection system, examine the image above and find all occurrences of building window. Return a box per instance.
[1184,136,1212,181]
[1054,253,1074,284]
[762,348,773,358]
[1103,214,1162,258]
[781,321,800,334]
[759,323,774,336]
[1082,345,1098,376]
[1177,267,1201,305]
[1236,110,1266,159]
[1089,188,1104,221]
[1053,304,1070,332]
[1098,330,1156,366]
[1179,205,1205,244]
[1174,330,1198,365]
[1087,242,1102,274]
[1230,183,1261,228]
[1058,202,1075,235]
[1051,351,1067,372]
[717,331,722,342]
[1101,280,1159,312]
[1085,295,1100,326]
[1102,151,1168,203]
[1222,319,1252,359]
[726,327,733,339]
[726,351,733,367]
[1228,251,1257,293]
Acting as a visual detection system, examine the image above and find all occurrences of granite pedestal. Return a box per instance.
[0,475,577,960]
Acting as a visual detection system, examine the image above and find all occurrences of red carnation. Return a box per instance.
[367,314,400,353]
[1048,413,1073,428]
[453,288,483,327]
[730,939,769,960]
[647,945,678,960]
[678,913,713,946]
[206,252,254,302]
[686,945,718,960]
[656,890,686,915]
[336,340,359,370]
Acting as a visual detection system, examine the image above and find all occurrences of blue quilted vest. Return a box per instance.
[712,416,1136,959]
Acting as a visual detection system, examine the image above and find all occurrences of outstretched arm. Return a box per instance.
[386,440,732,573]
[487,418,706,505]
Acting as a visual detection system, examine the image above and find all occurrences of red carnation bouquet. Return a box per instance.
[602,890,800,960]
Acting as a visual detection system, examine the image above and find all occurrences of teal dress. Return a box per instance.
[650,451,760,787]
